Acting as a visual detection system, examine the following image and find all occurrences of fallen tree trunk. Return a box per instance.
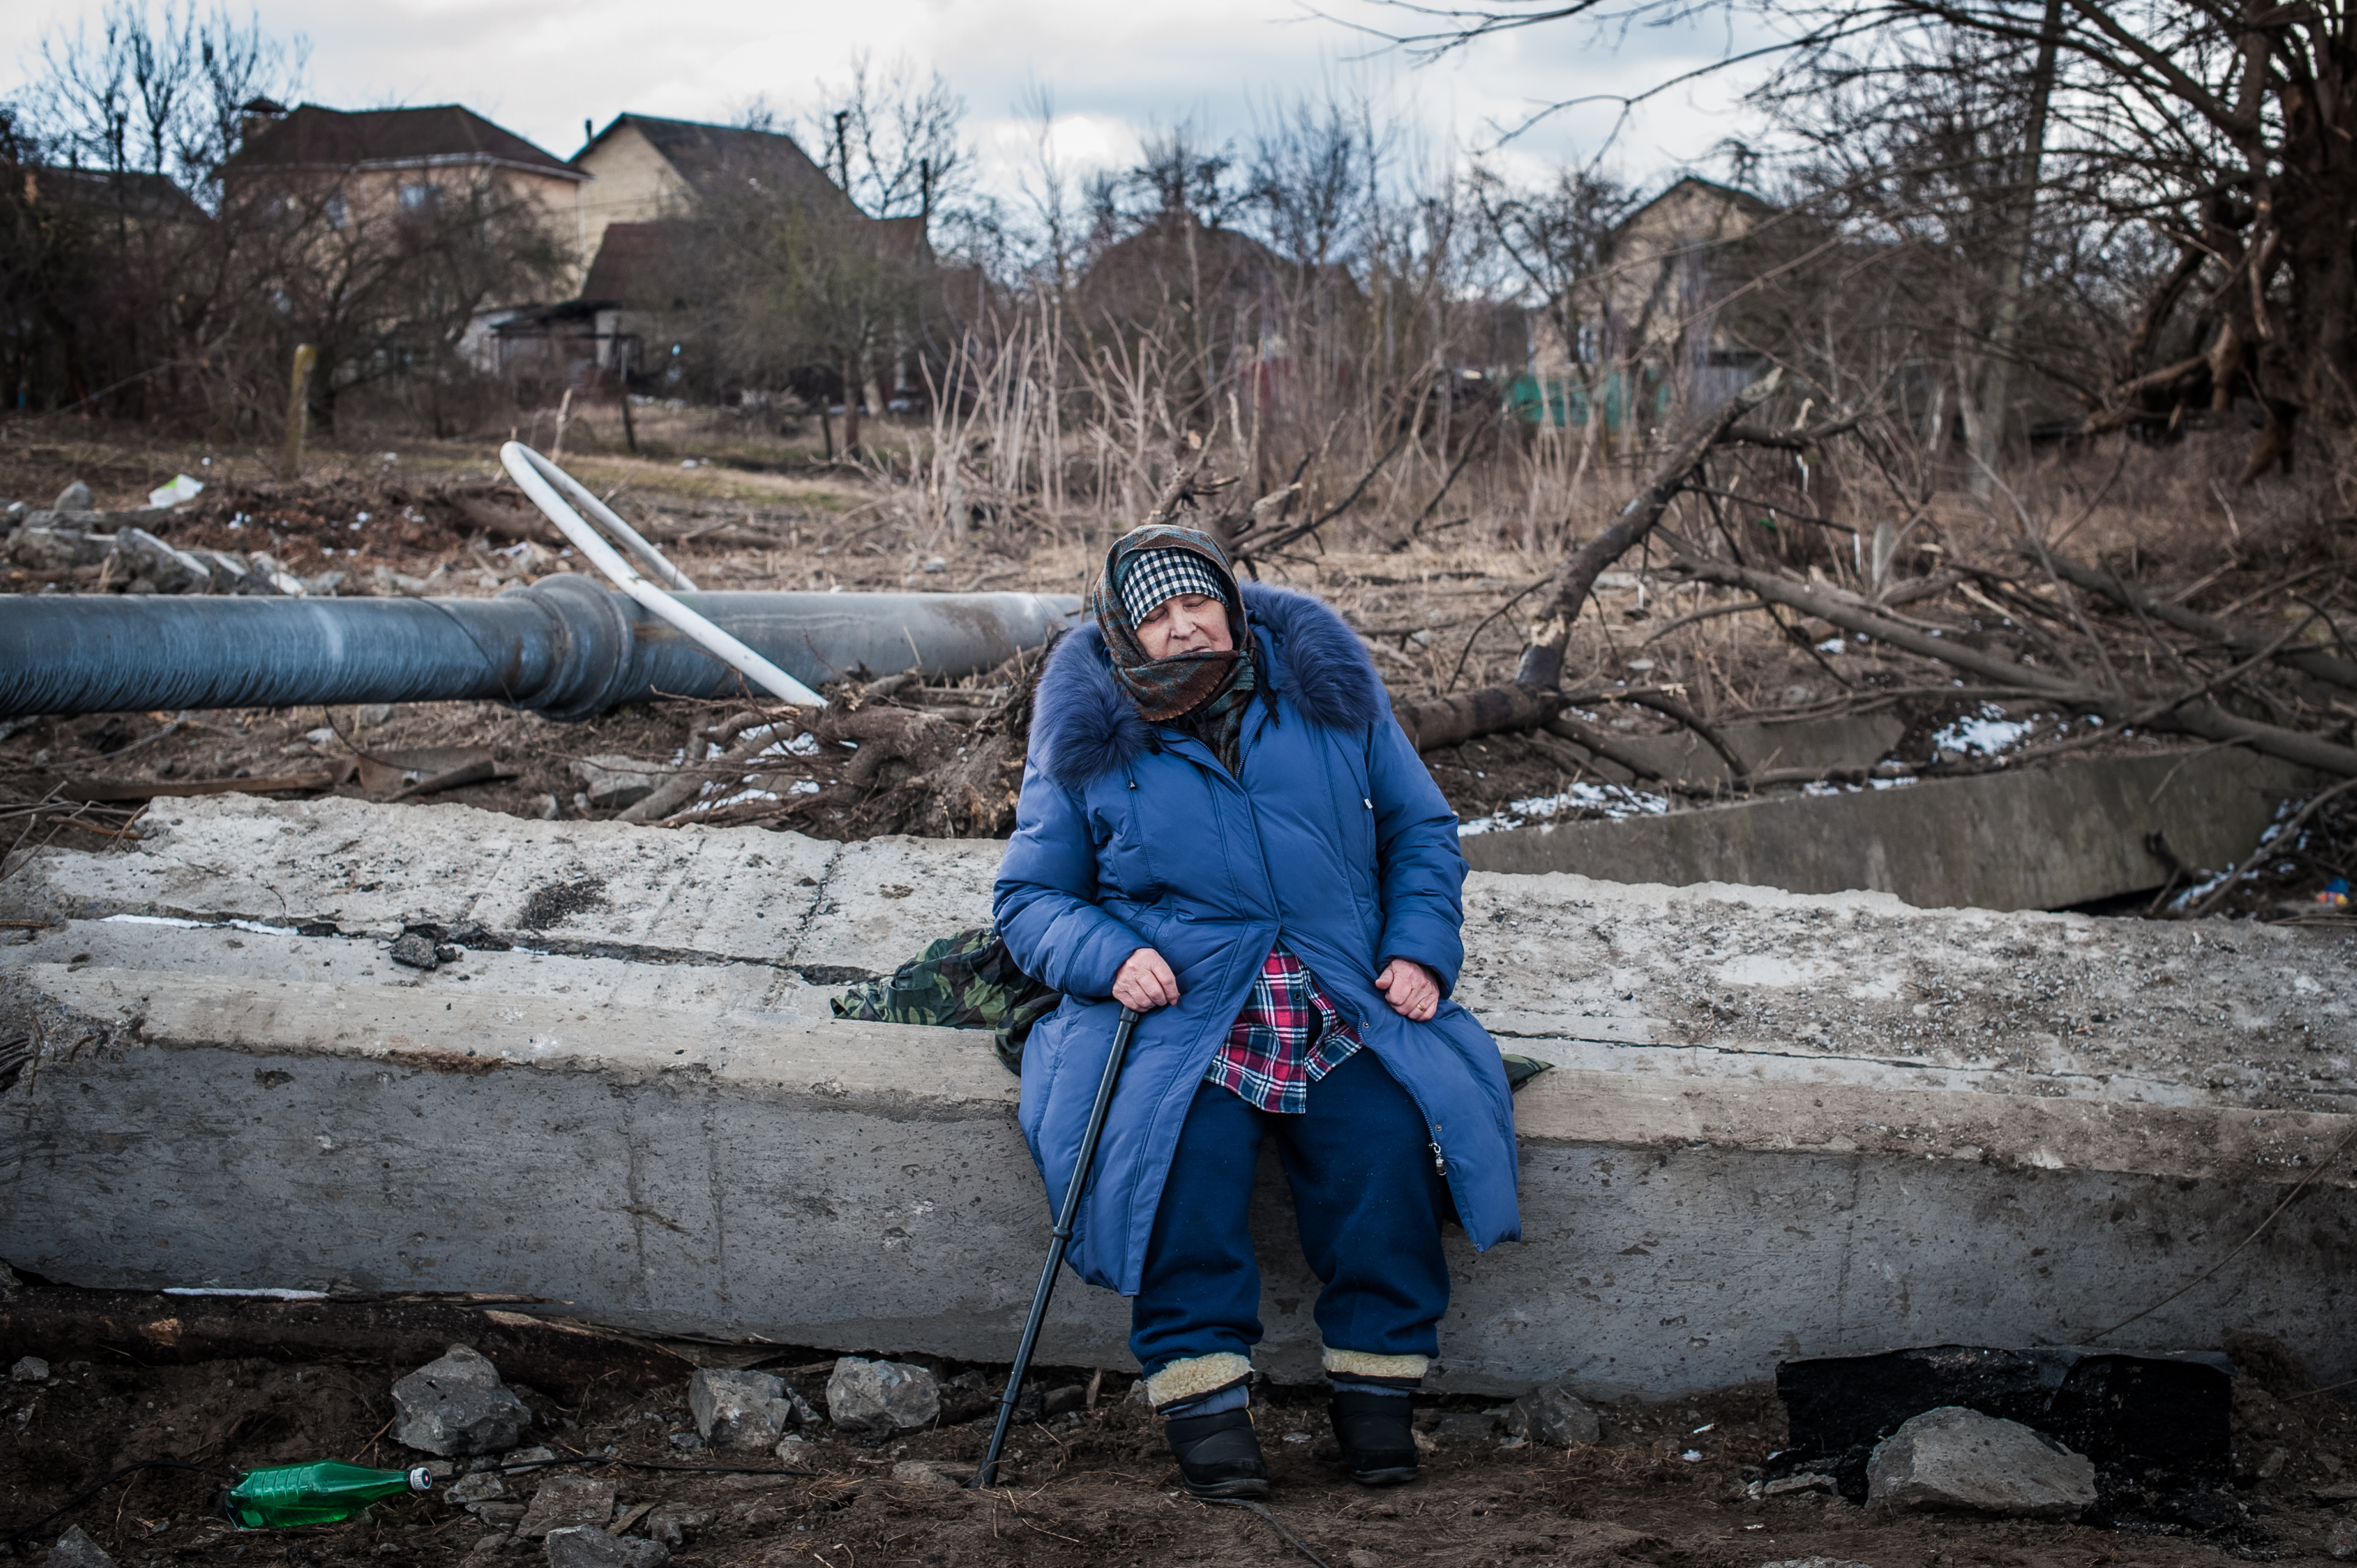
[1391,371,1785,752]
[1667,555,2357,778]
[2035,552,2357,693]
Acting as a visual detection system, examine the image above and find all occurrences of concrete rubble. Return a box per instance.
[687,1368,792,1449]
[1505,1384,1602,1447]
[392,1343,534,1456]
[543,1525,667,1568]
[825,1356,940,1433]
[1865,1405,2098,1517]
[1,793,2350,1400]
[47,1525,118,1568]
[517,1475,616,1539]
[1466,747,2320,911]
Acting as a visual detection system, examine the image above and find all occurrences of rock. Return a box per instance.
[2236,1444,2290,1482]
[449,1471,507,1506]
[473,1503,527,1528]
[391,1343,533,1456]
[248,551,308,595]
[356,703,397,728]
[825,1356,940,1434]
[54,481,94,512]
[643,1505,711,1547]
[517,1475,616,1539]
[1346,1552,1385,1568]
[775,1434,816,1467]
[542,1525,667,1568]
[503,1446,558,1467]
[688,1369,786,1449]
[389,933,441,971]
[665,1431,704,1452]
[891,1460,969,1490]
[1042,1384,1087,1417]
[570,755,664,810]
[47,1525,117,1568]
[193,550,257,592]
[110,526,213,594]
[1865,1406,2095,1519]
[8,526,114,571]
[2326,1516,2357,1561]
[1758,1472,1838,1498]
[1432,1411,1500,1447]
[1505,1384,1601,1448]
[10,1355,48,1382]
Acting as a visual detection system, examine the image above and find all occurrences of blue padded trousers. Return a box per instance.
[1129,1049,1454,1383]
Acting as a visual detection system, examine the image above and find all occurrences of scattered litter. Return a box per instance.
[146,474,204,508]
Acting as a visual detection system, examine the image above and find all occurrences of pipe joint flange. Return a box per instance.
[504,575,642,719]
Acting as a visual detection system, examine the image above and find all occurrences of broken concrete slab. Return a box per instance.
[1462,747,2320,911]
[1553,711,1908,787]
[2,796,2351,1402]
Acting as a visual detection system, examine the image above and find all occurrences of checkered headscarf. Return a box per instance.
[1090,525,1260,771]
[1119,549,1232,626]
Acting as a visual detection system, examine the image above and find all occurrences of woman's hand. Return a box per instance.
[1113,948,1181,1011]
[1376,958,1440,1021]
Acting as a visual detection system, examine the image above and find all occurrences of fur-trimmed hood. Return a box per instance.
[1033,582,1385,791]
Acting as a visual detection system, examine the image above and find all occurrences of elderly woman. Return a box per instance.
[993,522,1520,1498]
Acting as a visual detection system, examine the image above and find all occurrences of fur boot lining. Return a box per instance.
[1321,1348,1430,1382]
[1144,1351,1255,1412]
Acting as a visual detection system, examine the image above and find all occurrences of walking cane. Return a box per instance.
[972,1004,1143,1490]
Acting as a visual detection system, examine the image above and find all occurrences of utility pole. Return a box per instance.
[833,111,851,195]
[920,157,933,236]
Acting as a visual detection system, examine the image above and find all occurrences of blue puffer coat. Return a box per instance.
[993,582,1522,1295]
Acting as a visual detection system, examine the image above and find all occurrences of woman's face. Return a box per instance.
[1136,592,1233,659]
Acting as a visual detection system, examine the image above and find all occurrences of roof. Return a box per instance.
[224,104,583,181]
[21,164,207,221]
[578,114,850,212]
[1613,176,1775,239]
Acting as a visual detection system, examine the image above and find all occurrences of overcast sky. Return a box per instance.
[3,0,1776,204]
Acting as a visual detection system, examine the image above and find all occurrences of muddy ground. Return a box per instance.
[4,1290,2354,1568]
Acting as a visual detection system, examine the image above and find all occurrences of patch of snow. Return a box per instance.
[1458,781,1670,836]
[1933,702,2036,756]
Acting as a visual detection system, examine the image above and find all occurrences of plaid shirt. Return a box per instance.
[1204,945,1361,1114]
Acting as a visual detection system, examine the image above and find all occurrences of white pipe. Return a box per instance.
[499,442,827,708]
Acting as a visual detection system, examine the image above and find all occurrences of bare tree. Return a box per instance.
[1350,0,2357,500]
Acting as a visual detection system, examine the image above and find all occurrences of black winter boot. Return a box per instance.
[1328,1389,1419,1485]
[1165,1405,1269,1499]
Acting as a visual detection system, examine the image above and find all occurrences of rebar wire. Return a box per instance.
[2087,1124,2357,1342]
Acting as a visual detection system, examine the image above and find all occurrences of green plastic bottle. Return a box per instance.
[224,1461,433,1528]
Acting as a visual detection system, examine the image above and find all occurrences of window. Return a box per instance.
[397,183,438,213]
[323,194,348,230]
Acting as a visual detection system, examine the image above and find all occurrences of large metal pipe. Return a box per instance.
[0,576,1080,720]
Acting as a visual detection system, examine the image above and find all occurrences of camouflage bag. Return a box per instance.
[830,926,1062,1074]
[834,925,1554,1092]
